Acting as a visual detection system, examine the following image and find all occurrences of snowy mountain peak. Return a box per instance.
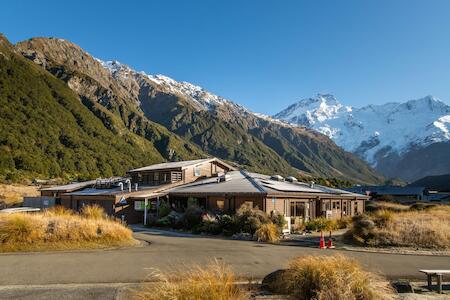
[274,94,450,166]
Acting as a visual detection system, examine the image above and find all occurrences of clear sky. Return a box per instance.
[2,0,450,114]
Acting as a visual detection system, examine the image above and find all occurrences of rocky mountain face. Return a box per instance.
[0,34,203,182]
[274,94,450,181]
[12,36,384,183]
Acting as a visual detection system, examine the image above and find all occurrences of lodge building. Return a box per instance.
[39,158,368,232]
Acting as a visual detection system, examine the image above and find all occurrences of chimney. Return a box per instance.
[118,182,124,191]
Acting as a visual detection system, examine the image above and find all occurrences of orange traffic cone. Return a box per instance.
[319,231,325,249]
[327,231,335,249]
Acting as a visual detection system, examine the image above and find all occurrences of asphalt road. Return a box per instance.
[0,228,449,299]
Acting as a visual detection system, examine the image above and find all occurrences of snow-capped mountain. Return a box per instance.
[274,94,450,176]
[98,60,291,126]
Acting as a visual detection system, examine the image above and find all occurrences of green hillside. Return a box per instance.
[0,35,201,182]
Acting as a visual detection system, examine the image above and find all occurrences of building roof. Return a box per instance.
[168,170,368,198]
[128,158,235,173]
[40,180,96,193]
[167,171,264,195]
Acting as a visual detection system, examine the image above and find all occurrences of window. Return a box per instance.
[216,200,225,210]
[154,172,159,181]
[332,202,336,209]
[134,201,145,211]
[194,166,201,177]
[354,202,358,214]
[290,201,305,218]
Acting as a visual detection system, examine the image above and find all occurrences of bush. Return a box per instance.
[305,217,335,232]
[181,205,204,229]
[235,205,270,234]
[158,201,171,218]
[344,214,376,245]
[269,211,286,233]
[336,216,351,229]
[271,255,395,300]
[218,214,236,236]
[80,204,105,219]
[133,261,249,300]
[255,223,280,243]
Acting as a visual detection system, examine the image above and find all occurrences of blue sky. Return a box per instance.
[2,0,450,114]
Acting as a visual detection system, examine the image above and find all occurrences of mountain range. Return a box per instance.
[274,94,450,181]
[0,33,384,184]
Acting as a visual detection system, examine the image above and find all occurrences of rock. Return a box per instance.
[261,269,289,293]
[392,280,414,293]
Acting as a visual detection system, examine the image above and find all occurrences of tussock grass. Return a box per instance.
[255,223,280,243]
[366,201,410,213]
[0,184,39,207]
[133,262,249,300]
[346,206,450,249]
[273,255,396,300]
[0,206,136,252]
[81,204,106,219]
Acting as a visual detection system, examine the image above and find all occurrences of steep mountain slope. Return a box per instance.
[15,37,384,183]
[0,34,172,181]
[410,173,450,191]
[274,94,450,181]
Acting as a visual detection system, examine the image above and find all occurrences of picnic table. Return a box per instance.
[419,269,450,293]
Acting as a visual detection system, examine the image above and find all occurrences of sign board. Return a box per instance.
[118,196,127,205]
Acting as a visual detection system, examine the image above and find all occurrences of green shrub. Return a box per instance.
[336,216,351,229]
[270,211,286,233]
[218,214,237,236]
[235,205,271,234]
[158,201,171,218]
[305,217,335,232]
[182,205,204,229]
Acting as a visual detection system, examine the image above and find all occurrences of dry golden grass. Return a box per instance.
[133,261,249,300]
[375,206,450,249]
[347,206,450,249]
[369,201,410,212]
[273,255,396,300]
[255,223,280,243]
[0,184,39,206]
[0,206,136,252]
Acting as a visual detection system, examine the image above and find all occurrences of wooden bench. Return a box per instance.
[419,270,450,293]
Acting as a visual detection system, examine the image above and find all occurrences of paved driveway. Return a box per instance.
[0,228,449,287]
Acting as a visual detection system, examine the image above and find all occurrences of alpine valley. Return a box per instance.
[0,33,385,184]
[274,94,450,182]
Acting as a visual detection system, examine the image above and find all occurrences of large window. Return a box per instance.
[216,200,225,210]
[290,201,306,218]
[194,166,201,177]
[134,201,145,211]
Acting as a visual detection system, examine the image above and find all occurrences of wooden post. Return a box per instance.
[427,274,432,290]
[144,198,148,225]
[437,274,442,293]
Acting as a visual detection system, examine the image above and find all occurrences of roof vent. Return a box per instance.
[310,181,315,188]
[218,174,231,182]
[286,176,298,183]
[270,175,284,181]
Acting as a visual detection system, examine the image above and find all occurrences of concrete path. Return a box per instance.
[0,228,449,299]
